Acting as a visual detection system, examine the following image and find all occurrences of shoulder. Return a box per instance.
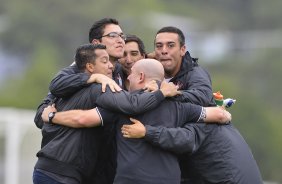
[88,83,103,92]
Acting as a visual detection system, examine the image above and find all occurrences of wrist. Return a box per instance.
[48,112,56,123]
[160,88,167,97]
[87,74,97,84]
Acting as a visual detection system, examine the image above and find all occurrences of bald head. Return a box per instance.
[127,59,165,92]
[134,59,164,82]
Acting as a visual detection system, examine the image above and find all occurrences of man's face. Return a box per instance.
[98,24,125,60]
[91,49,113,78]
[127,65,140,92]
[154,32,186,78]
[119,41,145,75]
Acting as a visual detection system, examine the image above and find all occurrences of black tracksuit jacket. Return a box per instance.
[34,64,164,183]
[144,123,263,184]
[144,52,262,183]
[170,51,215,107]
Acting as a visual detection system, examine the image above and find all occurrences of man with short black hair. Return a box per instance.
[41,59,232,184]
[33,44,177,184]
[150,26,215,106]
[118,34,146,89]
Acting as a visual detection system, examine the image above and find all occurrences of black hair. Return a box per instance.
[88,18,119,43]
[155,26,185,47]
[75,44,106,71]
[125,34,146,56]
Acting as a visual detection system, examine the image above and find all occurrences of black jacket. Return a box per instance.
[98,98,203,184]
[144,123,263,184]
[34,83,165,183]
[171,51,215,107]
[34,62,126,129]
[49,62,126,98]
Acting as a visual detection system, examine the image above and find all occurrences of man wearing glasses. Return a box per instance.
[34,18,127,129]
[33,18,129,184]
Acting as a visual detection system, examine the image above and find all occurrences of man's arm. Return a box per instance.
[34,64,89,128]
[176,66,215,107]
[49,64,121,98]
[122,105,231,138]
[49,64,91,98]
[42,105,103,128]
[40,81,180,128]
[121,105,231,153]
[121,119,199,154]
[96,81,180,115]
[34,92,57,129]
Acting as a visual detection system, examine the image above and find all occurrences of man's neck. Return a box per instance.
[164,72,175,79]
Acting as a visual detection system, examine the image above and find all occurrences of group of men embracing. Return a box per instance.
[33,18,263,184]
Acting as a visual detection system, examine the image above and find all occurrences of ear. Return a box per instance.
[86,63,94,73]
[92,39,101,45]
[138,72,145,83]
[180,45,186,57]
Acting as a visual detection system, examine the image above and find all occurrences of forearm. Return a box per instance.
[51,108,102,128]
[145,125,196,154]
[201,107,231,124]
[49,65,90,98]
[96,89,165,115]
[50,73,90,97]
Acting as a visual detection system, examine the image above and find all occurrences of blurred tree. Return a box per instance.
[0,40,60,109]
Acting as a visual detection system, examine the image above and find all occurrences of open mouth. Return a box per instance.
[160,59,171,62]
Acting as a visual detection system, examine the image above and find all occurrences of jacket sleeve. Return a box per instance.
[49,64,90,98]
[178,67,215,107]
[96,88,165,115]
[34,92,57,129]
[144,123,206,154]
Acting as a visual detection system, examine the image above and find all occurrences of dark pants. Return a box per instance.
[33,170,63,184]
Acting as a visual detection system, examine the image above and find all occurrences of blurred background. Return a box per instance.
[0,0,281,183]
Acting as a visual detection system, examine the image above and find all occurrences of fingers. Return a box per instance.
[101,83,106,93]
[146,52,156,59]
[108,83,116,93]
[121,125,129,131]
[222,109,231,124]
[121,125,131,138]
[160,81,181,97]
[113,83,122,92]
[143,80,158,92]
[129,118,139,124]
[103,82,122,93]
[121,118,138,132]
[123,134,129,138]
[50,104,57,111]
[121,118,139,138]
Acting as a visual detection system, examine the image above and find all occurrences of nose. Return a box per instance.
[108,62,114,69]
[161,45,168,55]
[116,35,125,43]
[125,55,133,64]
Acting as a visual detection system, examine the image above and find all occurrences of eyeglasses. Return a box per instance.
[100,32,126,41]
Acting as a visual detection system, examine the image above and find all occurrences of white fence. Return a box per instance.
[0,107,41,184]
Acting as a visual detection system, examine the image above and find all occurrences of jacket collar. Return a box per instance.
[170,51,198,81]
